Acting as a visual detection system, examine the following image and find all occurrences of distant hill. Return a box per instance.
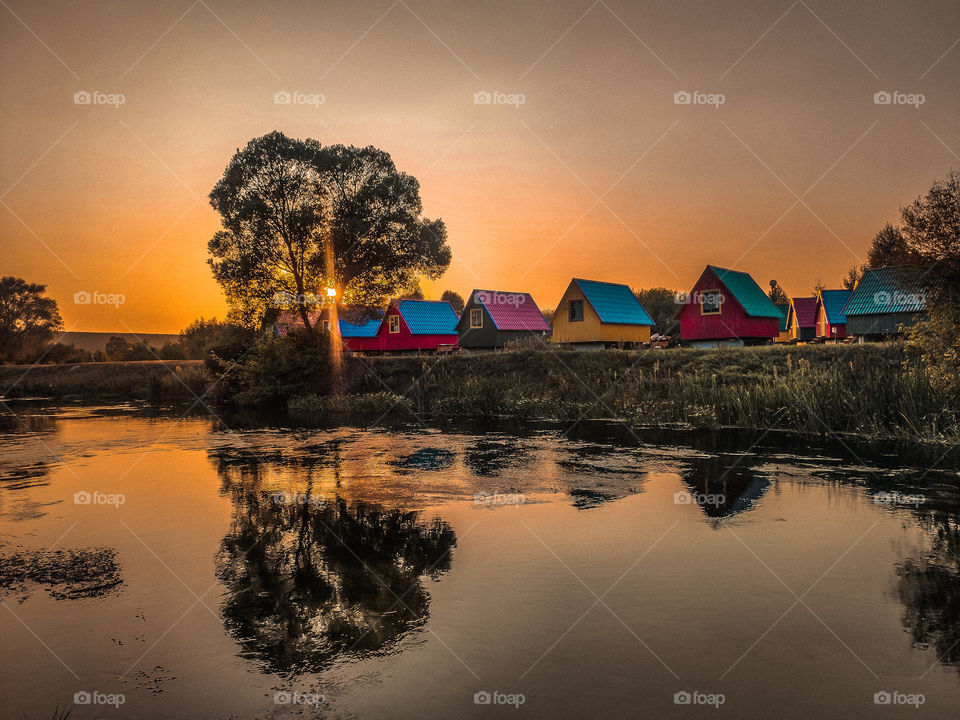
[59,332,181,352]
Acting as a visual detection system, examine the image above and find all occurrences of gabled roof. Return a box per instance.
[393,299,459,335]
[707,266,782,318]
[774,304,790,332]
[843,266,934,316]
[572,279,654,325]
[471,290,549,331]
[790,297,817,327]
[817,289,852,325]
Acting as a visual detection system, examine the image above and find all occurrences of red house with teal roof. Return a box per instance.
[815,289,852,340]
[375,299,460,352]
[678,265,782,347]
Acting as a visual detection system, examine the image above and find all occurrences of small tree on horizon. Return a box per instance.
[440,290,464,314]
[0,277,63,362]
[768,280,789,304]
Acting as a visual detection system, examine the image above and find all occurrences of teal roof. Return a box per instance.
[573,279,654,325]
[708,266,782,318]
[339,314,381,338]
[395,300,459,334]
[844,267,934,316]
[818,290,851,324]
[774,303,790,332]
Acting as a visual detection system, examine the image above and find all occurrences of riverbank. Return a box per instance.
[2,344,957,445]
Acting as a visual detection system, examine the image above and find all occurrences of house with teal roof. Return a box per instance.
[843,266,936,338]
[551,278,654,346]
[677,265,782,347]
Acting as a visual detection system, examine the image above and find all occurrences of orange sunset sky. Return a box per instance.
[2,0,958,332]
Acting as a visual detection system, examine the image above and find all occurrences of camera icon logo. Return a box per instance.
[674,290,690,305]
[74,490,92,504]
[674,91,691,105]
[73,290,91,305]
[673,491,692,505]
[73,91,91,105]
[274,691,292,704]
[274,91,292,105]
[873,290,892,307]
[473,691,492,705]
[873,91,892,105]
[674,691,692,704]
[473,91,491,105]
[873,691,892,705]
[74,691,92,704]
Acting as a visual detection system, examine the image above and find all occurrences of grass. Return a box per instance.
[2,344,957,444]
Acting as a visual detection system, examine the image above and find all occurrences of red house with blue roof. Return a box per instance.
[375,299,459,352]
[815,289,852,340]
[457,290,550,349]
[678,265,782,347]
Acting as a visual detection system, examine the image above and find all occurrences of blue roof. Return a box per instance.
[395,300,459,335]
[339,315,381,338]
[818,290,851,324]
[573,279,654,325]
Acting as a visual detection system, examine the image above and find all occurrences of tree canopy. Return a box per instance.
[0,277,63,361]
[768,280,788,304]
[440,290,465,315]
[633,287,680,335]
[208,132,451,329]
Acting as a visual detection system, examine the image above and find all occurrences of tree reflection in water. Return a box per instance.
[216,476,456,675]
[896,510,960,672]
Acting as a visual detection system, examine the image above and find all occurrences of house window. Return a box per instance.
[700,290,722,315]
[569,299,584,322]
[321,320,331,332]
[388,315,400,333]
[469,308,483,329]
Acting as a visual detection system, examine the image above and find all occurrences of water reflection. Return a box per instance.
[679,456,771,521]
[896,510,960,672]
[216,469,456,674]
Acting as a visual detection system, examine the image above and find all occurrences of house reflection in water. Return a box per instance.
[679,456,771,521]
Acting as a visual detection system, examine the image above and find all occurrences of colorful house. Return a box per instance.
[774,303,791,342]
[375,299,459,352]
[457,290,550,349]
[677,265,782,347]
[843,266,935,338]
[787,297,817,342]
[550,278,654,346]
[815,289,852,340]
[273,308,383,351]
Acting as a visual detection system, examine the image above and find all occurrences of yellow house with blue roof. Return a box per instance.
[550,278,654,346]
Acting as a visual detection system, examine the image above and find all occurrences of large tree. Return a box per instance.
[208,132,451,329]
[900,169,960,282]
[0,277,63,361]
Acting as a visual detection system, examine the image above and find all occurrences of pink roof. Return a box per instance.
[791,297,817,327]
[474,290,549,331]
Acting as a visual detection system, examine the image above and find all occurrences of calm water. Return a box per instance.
[1,406,959,719]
